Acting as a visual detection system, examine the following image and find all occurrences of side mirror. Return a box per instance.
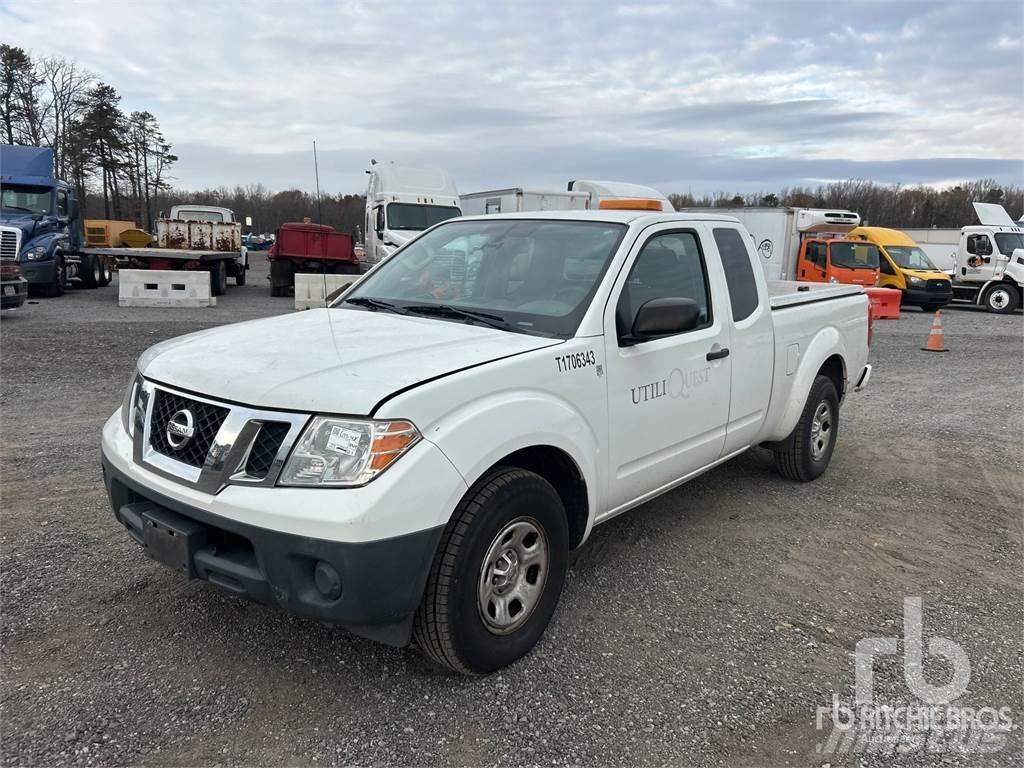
[623,297,701,345]
[68,199,79,221]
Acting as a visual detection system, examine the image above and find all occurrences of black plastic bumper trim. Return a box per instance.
[101,454,444,646]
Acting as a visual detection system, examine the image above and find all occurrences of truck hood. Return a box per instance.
[138,308,562,415]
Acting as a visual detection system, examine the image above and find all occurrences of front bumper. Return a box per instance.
[901,284,952,307]
[1,277,28,309]
[17,259,57,287]
[101,412,467,645]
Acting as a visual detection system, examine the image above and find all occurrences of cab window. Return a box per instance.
[713,227,758,322]
[879,253,896,275]
[616,231,711,338]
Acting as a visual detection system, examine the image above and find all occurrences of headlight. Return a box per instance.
[24,245,48,261]
[279,417,421,487]
[120,373,146,436]
[906,275,924,286]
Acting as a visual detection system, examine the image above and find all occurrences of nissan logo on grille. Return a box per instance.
[166,408,196,450]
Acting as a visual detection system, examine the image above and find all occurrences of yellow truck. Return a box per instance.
[847,226,952,311]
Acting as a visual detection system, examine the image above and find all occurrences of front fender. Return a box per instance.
[425,390,602,541]
[762,326,848,443]
[21,232,64,259]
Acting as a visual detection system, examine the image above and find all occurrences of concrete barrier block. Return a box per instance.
[118,269,216,307]
[294,273,357,310]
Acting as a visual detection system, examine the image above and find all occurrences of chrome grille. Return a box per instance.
[0,229,19,260]
[149,390,230,467]
[134,380,308,493]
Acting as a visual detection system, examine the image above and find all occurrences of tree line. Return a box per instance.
[1,43,176,229]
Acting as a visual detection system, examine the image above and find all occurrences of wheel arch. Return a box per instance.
[477,445,590,550]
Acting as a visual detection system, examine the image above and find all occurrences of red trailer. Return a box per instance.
[268,222,359,297]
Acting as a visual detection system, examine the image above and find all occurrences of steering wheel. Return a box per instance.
[552,285,586,304]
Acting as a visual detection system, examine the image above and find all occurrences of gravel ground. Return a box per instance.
[2,256,1022,767]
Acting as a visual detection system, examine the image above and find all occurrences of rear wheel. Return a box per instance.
[269,259,292,297]
[982,283,1019,314]
[773,375,839,482]
[210,260,227,296]
[234,262,247,286]
[336,262,360,275]
[98,257,112,286]
[414,468,569,675]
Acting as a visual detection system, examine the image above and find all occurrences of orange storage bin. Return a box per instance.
[865,286,901,320]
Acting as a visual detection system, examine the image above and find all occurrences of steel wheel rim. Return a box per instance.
[477,517,549,635]
[810,401,833,461]
[990,289,1009,309]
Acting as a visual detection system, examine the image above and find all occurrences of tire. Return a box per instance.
[82,254,102,288]
[43,255,66,297]
[773,375,839,482]
[269,259,292,297]
[234,262,247,286]
[98,257,112,287]
[414,468,569,675]
[210,260,227,296]
[982,283,1019,314]
[337,262,360,275]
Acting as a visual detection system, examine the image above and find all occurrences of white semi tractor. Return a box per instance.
[363,161,461,270]
[905,203,1024,313]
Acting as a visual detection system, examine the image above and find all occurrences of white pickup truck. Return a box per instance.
[101,208,871,674]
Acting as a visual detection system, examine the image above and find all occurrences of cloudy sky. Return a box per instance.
[4,0,1023,196]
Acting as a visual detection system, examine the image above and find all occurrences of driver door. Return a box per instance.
[602,225,731,514]
[964,233,998,281]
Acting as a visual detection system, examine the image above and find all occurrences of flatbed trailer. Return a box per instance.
[83,247,244,295]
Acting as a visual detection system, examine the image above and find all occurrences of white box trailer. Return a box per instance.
[684,207,861,280]
[460,188,590,216]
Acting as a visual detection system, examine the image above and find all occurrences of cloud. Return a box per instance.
[2,0,1022,195]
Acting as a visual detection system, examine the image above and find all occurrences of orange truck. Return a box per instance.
[795,237,880,286]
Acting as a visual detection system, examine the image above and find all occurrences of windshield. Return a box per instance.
[387,203,461,231]
[994,232,1024,256]
[829,242,879,270]
[883,245,938,270]
[1,184,54,215]
[342,218,627,337]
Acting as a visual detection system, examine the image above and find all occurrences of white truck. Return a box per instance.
[461,180,673,217]
[363,161,461,270]
[83,204,248,295]
[685,206,863,282]
[101,208,871,674]
[906,203,1024,314]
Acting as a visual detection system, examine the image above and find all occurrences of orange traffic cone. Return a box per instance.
[921,310,949,352]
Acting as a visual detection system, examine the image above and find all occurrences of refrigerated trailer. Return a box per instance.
[683,207,862,281]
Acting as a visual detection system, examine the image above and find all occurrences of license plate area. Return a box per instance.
[142,507,208,577]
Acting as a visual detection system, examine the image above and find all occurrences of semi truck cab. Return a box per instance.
[0,144,111,295]
[949,204,1024,314]
[363,161,461,270]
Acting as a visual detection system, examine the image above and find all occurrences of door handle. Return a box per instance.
[706,346,730,361]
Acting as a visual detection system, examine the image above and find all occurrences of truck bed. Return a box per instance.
[82,247,238,262]
[767,280,864,309]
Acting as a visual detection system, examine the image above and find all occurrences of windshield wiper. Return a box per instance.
[403,304,525,333]
[1,204,33,213]
[343,296,410,315]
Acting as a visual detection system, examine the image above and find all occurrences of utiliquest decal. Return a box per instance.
[631,366,711,405]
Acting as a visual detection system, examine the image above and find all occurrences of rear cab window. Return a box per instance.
[712,227,760,322]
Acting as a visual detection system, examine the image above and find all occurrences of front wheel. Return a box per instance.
[43,255,66,297]
[982,283,1019,314]
[773,374,839,482]
[414,468,569,675]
